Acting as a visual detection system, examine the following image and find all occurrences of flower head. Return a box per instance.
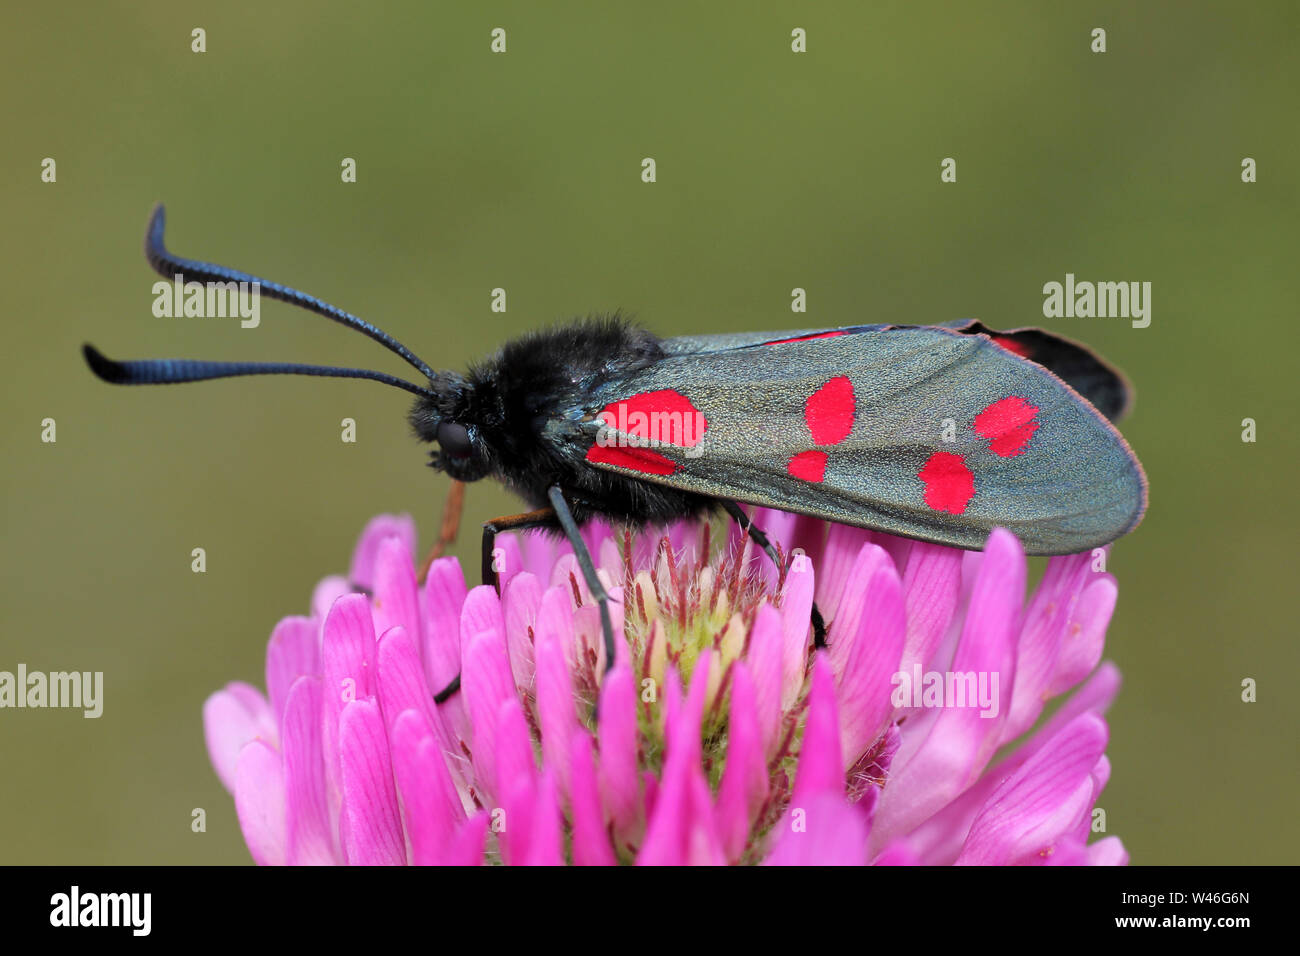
[204,510,1127,865]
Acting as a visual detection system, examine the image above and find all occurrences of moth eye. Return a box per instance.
[437,422,473,458]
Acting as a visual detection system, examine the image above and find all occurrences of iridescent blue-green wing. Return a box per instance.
[659,326,883,355]
[663,321,1132,421]
[580,326,1145,555]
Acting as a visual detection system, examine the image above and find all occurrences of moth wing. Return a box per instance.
[664,321,1131,421]
[583,326,1145,555]
[660,326,885,354]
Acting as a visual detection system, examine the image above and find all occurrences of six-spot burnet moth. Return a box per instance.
[84,205,1147,702]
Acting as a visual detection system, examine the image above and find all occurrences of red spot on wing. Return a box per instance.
[787,450,828,483]
[974,396,1040,458]
[765,331,848,346]
[992,335,1033,358]
[804,376,855,445]
[596,389,707,447]
[585,444,677,476]
[918,452,975,514]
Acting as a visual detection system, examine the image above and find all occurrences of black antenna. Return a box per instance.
[143,204,437,382]
[83,345,437,399]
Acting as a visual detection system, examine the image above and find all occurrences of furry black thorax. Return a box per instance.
[408,314,716,526]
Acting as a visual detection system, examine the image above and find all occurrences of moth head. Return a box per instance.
[408,381,493,483]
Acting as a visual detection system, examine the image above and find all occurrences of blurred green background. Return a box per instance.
[2,1,1296,865]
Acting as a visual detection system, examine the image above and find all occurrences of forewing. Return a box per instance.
[660,326,885,354]
[581,327,1145,555]
[665,321,1132,421]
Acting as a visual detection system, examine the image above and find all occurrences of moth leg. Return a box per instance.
[480,507,558,589]
[431,504,556,705]
[417,479,466,584]
[432,674,461,704]
[548,485,618,677]
[720,500,828,649]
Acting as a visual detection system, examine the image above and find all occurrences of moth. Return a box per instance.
[86,206,1147,701]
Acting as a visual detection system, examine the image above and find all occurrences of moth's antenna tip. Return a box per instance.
[83,343,122,383]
